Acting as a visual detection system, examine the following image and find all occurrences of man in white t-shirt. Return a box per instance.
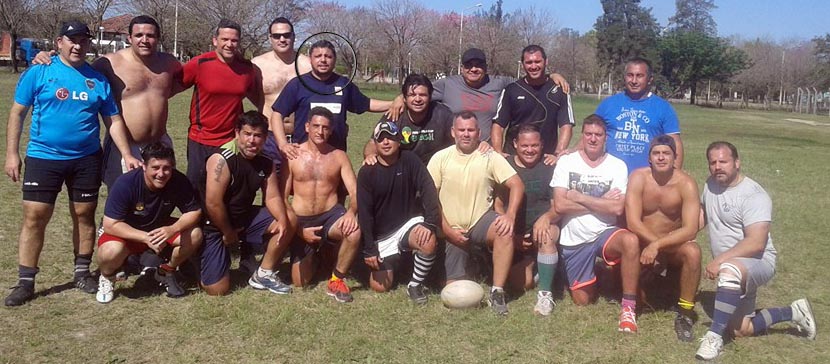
[551,114,641,333]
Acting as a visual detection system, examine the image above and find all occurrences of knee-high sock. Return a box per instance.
[409,253,435,286]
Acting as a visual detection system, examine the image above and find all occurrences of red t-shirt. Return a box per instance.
[182,52,256,146]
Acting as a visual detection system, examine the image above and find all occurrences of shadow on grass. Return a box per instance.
[34,281,76,299]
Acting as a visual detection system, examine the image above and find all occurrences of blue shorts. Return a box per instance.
[290,204,346,263]
[200,207,275,286]
[560,228,625,290]
[262,132,284,175]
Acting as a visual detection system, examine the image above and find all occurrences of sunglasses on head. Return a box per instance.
[270,32,293,40]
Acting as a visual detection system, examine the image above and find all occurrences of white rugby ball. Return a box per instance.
[440,280,484,309]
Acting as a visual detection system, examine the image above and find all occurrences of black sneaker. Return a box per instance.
[155,270,186,298]
[406,284,428,305]
[5,285,35,306]
[674,311,695,342]
[74,274,98,294]
[489,289,508,316]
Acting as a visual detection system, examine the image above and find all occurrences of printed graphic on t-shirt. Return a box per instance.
[401,126,435,145]
[568,172,612,198]
[611,106,653,156]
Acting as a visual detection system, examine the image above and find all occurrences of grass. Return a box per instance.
[1,71,829,363]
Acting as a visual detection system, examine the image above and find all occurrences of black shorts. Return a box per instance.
[22,150,102,204]
[186,139,222,200]
[290,204,346,263]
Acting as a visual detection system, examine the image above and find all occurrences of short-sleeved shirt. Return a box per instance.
[551,152,628,247]
[272,73,371,150]
[181,52,257,146]
[506,157,555,233]
[432,75,514,142]
[374,101,454,164]
[357,150,441,257]
[594,92,680,171]
[702,176,777,262]
[427,145,517,230]
[14,56,119,160]
[494,78,574,155]
[104,168,200,231]
[214,140,274,228]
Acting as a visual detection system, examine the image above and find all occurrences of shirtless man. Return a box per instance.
[281,107,362,303]
[251,17,311,165]
[34,15,182,188]
[625,135,701,341]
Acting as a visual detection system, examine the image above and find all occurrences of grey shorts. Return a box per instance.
[444,210,499,281]
[102,133,173,188]
[729,256,776,327]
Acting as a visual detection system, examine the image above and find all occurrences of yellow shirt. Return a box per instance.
[427,145,517,229]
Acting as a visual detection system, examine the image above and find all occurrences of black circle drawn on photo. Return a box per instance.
[295,31,358,96]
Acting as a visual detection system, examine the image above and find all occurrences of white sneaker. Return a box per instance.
[695,331,723,360]
[96,275,114,304]
[791,298,817,340]
[533,291,555,316]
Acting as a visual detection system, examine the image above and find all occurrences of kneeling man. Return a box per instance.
[97,143,202,303]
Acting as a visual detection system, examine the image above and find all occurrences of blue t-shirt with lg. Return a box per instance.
[595,92,680,171]
[14,55,119,160]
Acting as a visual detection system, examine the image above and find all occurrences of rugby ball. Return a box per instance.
[440,280,485,309]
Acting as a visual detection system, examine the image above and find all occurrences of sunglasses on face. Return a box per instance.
[270,32,293,40]
[463,61,486,69]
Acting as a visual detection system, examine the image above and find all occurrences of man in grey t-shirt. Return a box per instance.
[695,141,816,360]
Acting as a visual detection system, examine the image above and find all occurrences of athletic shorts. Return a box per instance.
[290,204,346,263]
[200,207,275,286]
[376,216,424,270]
[560,227,625,291]
[102,133,173,188]
[262,132,284,175]
[185,139,222,200]
[729,256,776,328]
[98,231,181,255]
[444,210,499,281]
[22,150,102,204]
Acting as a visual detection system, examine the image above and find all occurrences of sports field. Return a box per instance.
[0,72,828,363]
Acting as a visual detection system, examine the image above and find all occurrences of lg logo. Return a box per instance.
[55,88,89,101]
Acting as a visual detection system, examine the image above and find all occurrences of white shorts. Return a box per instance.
[377,216,424,259]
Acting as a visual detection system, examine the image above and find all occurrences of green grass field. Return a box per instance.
[0,71,829,363]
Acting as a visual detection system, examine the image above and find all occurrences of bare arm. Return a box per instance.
[362,138,378,165]
[204,154,236,244]
[368,98,393,113]
[624,171,661,244]
[103,216,157,247]
[340,153,359,215]
[5,103,28,182]
[670,134,684,169]
[248,65,265,114]
[102,114,141,170]
[555,124,573,156]
[705,222,770,279]
[262,166,288,224]
[654,178,700,249]
[553,187,590,215]
[491,123,506,155]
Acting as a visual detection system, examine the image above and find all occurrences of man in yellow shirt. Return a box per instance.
[427,111,524,315]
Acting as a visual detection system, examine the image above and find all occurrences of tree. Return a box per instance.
[419,12,460,77]
[813,34,830,88]
[669,0,717,36]
[304,1,377,78]
[0,0,35,73]
[594,0,660,87]
[372,0,427,83]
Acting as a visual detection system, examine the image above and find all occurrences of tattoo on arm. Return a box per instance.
[213,158,226,182]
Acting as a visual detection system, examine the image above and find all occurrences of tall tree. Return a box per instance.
[813,34,830,88]
[0,0,34,73]
[372,0,427,83]
[594,0,660,87]
[669,0,717,36]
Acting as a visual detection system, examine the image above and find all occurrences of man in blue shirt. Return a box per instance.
[4,21,138,306]
[594,57,684,172]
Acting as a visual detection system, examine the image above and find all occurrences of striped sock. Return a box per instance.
[536,253,558,293]
[751,307,793,335]
[622,293,637,310]
[710,286,742,336]
[409,252,435,287]
[74,254,92,279]
[18,265,38,289]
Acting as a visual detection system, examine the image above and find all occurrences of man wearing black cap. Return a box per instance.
[4,20,139,306]
[625,135,701,341]
[430,48,569,143]
[357,121,441,304]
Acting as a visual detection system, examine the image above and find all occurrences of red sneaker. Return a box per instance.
[326,278,353,303]
[618,306,638,333]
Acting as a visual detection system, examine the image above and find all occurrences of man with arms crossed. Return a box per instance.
[594,57,683,171]
[428,111,524,315]
[625,135,701,341]
[492,45,574,164]
[358,121,441,304]
[96,143,202,303]
[202,111,291,296]
[4,21,139,306]
[695,141,816,360]
[282,107,361,303]
[551,114,641,333]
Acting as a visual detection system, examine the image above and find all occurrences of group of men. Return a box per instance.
[3,14,816,361]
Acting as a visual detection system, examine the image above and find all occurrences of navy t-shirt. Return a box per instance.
[104,168,200,231]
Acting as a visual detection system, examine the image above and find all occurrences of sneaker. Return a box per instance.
[4,285,34,307]
[96,275,114,303]
[74,274,98,294]
[489,289,509,316]
[533,291,555,316]
[154,270,186,298]
[791,298,817,340]
[406,284,428,305]
[248,271,292,295]
[674,311,695,342]
[326,278,353,303]
[618,306,638,333]
[695,331,724,360]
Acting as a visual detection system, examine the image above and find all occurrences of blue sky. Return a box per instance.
[348,0,828,42]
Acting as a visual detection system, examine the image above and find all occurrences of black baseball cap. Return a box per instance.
[60,21,93,38]
[373,121,402,141]
[462,48,486,65]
